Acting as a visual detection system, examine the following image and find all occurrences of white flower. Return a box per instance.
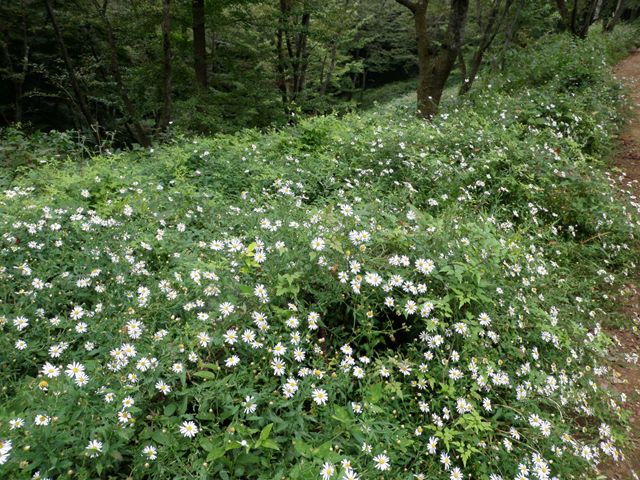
[219,302,235,317]
[225,355,240,367]
[34,414,50,426]
[320,462,335,480]
[65,362,85,378]
[155,380,171,394]
[85,439,103,457]
[311,388,328,405]
[75,372,89,386]
[142,445,158,460]
[243,396,257,414]
[373,454,390,471]
[271,358,286,376]
[171,362,184,373]
[179,421,199,438]
[310,237,325,251]
[450,467,463,480]
[0,439,12,465]
[342,468,359,480]
[415,258,435,274]
[427,436,438,454]
[0,439,12,455]
[41,362,60,378]
[9,418,24,430]
[478,312,492,326]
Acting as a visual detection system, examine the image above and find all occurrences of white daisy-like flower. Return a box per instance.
[34,414,50,426]
[311,388,328,406]
[142,445,158,460]
[179,421,199,438]
[373,454,390,471]
[85,439,103,457]
[320,462,335,480]
[225,355,240,368]
[310,237,325,251]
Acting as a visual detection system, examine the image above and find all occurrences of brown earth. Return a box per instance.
[599,48,640,480]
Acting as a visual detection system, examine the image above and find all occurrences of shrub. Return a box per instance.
[0,30,638,480]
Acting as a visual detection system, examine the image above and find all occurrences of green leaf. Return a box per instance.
[293,438,312,457]
[152,430,172,446]
[331,405,351,424]
[164,403,177,417]
[254,423,279,450]
[206,445,226,461]
[200,438,215,452]
[259,423,273,442]
[366,383,383,403]
[261,439,280,450]
[193,371,216,379]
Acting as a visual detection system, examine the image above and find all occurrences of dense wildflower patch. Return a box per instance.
[1,29,640,479]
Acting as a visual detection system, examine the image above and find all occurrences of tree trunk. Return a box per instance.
[577,0,599,37]
[501,0,524,69]
[159,0,172,132]
[604,0,626,31]
[593,0,604,21]
[555,0,573,29]
[294,10,311,97]
[44,0,100,142]
[16,5,28,123]
[359,69,367,101]
[458,49,467,86]
[192,0,207,89]
[275,0,311,112]
[320,43,338,96]
[556,0,600,37]
[459,0,513,95]
[412,0,469,118]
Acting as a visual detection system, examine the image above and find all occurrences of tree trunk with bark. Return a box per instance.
[275,0,312,113]
[555,0,600,38]
[397,0,469,118]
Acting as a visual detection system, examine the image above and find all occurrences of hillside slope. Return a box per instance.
[1,28,640,480]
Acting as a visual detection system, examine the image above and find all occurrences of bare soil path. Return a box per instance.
[600,48,640,480]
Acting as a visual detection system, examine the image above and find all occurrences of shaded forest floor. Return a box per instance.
[601,48,640,480]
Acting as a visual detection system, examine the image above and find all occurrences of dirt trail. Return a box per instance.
[600,49,640,480]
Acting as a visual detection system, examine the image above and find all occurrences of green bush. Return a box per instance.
[0,29,638,480]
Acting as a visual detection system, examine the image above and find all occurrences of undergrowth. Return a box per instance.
[1,25,640,480]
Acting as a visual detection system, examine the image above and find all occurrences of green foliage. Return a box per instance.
[0,125,116,189]
[0,28,639,480]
